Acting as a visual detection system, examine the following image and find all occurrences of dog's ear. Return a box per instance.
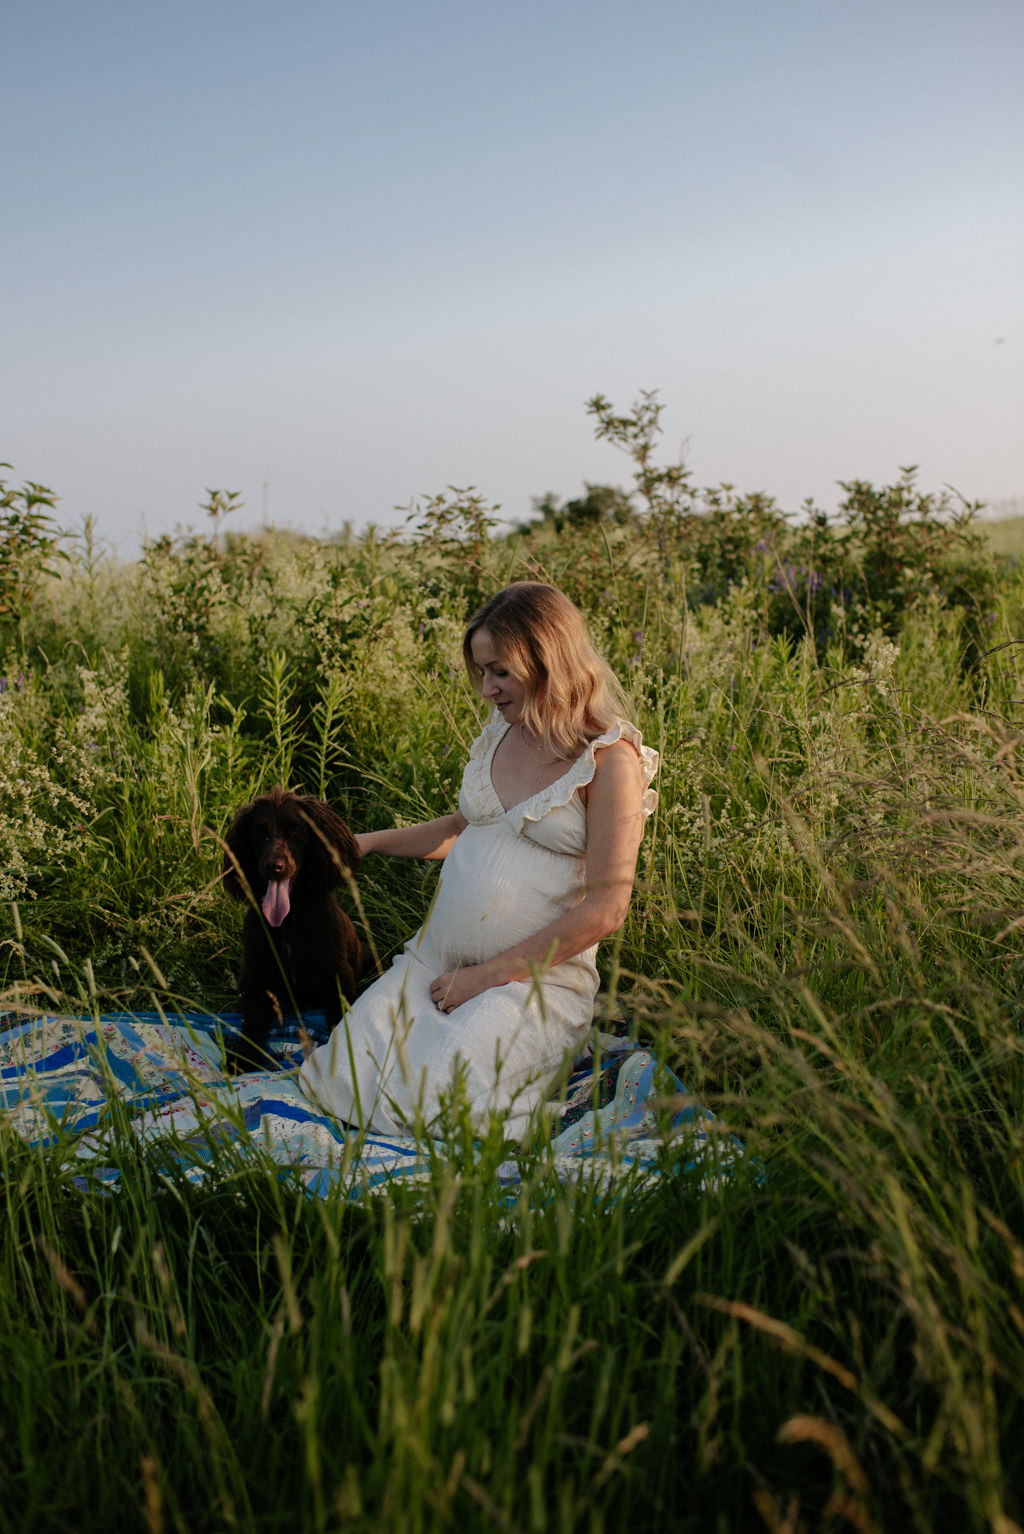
[222,801,259,901]
[297,798,361,887]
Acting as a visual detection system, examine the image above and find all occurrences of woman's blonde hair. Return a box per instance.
[463,582,630,759]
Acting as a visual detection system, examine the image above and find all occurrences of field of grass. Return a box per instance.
[3,454,1024,1532]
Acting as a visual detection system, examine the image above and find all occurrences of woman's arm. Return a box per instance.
[429,740,645,1011]
[356,810,467,863]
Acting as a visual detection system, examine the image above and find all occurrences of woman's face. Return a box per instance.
[470,627,528,724]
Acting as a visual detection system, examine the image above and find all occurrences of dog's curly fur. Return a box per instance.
[222,786,366,1072]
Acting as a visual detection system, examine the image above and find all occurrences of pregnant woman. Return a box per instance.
[299,581,658,1140]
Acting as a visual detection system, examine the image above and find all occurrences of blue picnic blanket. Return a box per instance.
[0,1010,741,1200]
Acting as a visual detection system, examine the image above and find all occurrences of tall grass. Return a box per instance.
[3,505,1024,1531]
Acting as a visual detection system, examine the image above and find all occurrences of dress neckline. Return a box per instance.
[486,723,586,815]
[463,713,658,833]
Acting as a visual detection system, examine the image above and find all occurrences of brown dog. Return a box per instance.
[222,787,365,1072]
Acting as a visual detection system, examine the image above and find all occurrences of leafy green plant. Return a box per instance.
[404,484,505,609]
[587,389,697,524]
[522,481,635,533]
[0,467,65,636]
[584,393,997,663]
[835,469,993,638]
[201,486,244,542]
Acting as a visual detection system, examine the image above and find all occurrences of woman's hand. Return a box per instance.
[430,965,497,1013]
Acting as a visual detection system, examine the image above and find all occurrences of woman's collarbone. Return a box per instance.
[491,725,585,811]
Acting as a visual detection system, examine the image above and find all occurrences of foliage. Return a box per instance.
[0,467,65,635]
[523,482,635,533]
[3,440,1024,1530]
[587,388,697,523]
[829,469,993,641]
[404,485,504,610]
[578,392,996,660]
[201,486,244,541]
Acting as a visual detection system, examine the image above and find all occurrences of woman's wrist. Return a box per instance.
[479,953,528,989]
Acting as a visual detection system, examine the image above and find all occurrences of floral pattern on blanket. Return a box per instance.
[0,1011,741,1199]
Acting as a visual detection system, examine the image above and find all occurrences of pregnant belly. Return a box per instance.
[419,823,582,968]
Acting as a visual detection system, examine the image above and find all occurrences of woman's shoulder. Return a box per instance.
[590,718,658,773]
[591,734,642,770]
[580,720,659,815]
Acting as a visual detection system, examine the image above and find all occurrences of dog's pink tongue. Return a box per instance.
[262,879,292,928]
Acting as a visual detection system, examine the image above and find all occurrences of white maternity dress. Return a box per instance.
[299,714,658,1139]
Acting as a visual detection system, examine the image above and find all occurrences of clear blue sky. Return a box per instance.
[5,0,1022,553]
